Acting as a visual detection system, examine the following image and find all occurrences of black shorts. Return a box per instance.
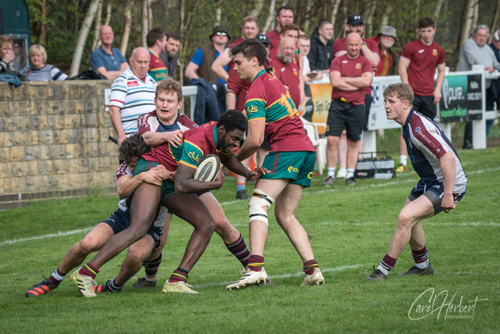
[364,94,372,131]
[326,99,365,141]
[413,94,436,120]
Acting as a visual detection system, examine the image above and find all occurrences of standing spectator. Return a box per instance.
[299,35,323,84]
[333,14,380,178]
[268,23,300,59]
[367,83,467,281]
[146,26,168,82]
[159,32,181,79]
[185,25,230,84]
[108,47,156,146]
[21,45,68,81]
[211,16,260,83]
[90,25,129,80]
[457,25,500,148]
[266,6,294,52]
[323,33,373,187]
[371,26,398,76]
[398,17,445,171]
[308,20,334,74]
[0,35,15,73]
[272,36,305,108]
[488,30,500,134]
[227,39,324,290]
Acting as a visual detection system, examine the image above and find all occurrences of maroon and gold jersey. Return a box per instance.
[271,54,301,107]
[401,39,445,96]
[245,70,315,153]
[329,54,372,105]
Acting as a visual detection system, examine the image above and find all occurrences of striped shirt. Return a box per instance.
[109,68,157,137]
[21,64,68,81]
[404,109,467,194]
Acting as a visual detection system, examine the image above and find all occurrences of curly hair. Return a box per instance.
[229,38,267,66]
[155,77,183,101]
[118,133,151,164]
[217,110,248,133]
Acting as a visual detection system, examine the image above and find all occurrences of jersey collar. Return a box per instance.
[213,123,221,154]
[252,69,266,83]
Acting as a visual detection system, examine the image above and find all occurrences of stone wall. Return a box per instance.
[0,80,119,210]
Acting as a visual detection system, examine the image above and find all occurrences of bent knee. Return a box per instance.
[78,237,102,254]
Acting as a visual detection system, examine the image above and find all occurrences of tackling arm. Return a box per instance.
[237,119,265,161]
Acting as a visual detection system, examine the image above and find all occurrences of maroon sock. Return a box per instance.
[78,263,99,279]
[247,255,264,272]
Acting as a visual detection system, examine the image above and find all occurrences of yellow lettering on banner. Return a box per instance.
[279,92,299,118]
[188,151,200,163]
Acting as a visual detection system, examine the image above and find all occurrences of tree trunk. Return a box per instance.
[472,0,479,30]
[142,0,150,47]
[414,0,421,29]
[40,0,47,45]
[121,0,134,56]
[433,0,445,19]
[330,0,341,28]
[380,3,392,28]
[70,0,100,76]
[104,0,112,25]
[262,0,277,33]
[489,0,500,43]
[456,0,476,61]
[250,0,264,19]
[91,0,103,51]
[365,0,377,37]
[214,0,223,27]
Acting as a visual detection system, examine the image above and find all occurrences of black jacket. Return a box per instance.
[307,28,334,71]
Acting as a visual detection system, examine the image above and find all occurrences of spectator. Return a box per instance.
[159,32,181,79]
[21,44,68,81]
[185,25,230,84]
[308,20,334,74]
[457,25,500,148]
[211,16,259,83]
[269,23,300,58]
[333,14,380,178]
[0,35,16,73]
[323,33,373,187]
[90,25,129,80]
[371,26,398,76]
[146,26,168,82]
[299,35,323,85]
[398,17,445,170]
[108,47,156,146]
[266,6,294,51]
[488,30,500,134]
[272,36,305,108]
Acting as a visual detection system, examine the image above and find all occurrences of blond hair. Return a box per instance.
[156,77,183,101]
[28,44,47,64]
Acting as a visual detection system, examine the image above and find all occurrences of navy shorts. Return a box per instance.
[326,99,365,141]
[408,180,465,215]
[104,209,163,248]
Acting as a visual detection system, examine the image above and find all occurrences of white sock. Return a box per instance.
[327,167,336,177]
[415,260,430,269]
[346,168,355,179]
[377,265,389,276]
[400,155,407,166]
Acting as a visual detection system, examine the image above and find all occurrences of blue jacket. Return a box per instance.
[189,78,226,125]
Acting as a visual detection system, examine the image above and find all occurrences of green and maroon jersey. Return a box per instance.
[245,70,315,153]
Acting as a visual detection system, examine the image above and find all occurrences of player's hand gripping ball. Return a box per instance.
[193,154,221,182]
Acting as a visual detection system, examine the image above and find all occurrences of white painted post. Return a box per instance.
[471,65,487,149]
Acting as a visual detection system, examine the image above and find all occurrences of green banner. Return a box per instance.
[439,74,483,122]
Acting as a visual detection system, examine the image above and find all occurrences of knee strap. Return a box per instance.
[248,189,275,225]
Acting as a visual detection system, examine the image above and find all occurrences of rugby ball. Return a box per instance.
[193,154,221,182]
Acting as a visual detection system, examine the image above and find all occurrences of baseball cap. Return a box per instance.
[347,14,363,26]
[379,26,398,41]
[210,25,231,41]
[494,30,500,41]
[256,34,270,46]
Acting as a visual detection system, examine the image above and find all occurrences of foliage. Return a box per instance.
[1,147,499,333]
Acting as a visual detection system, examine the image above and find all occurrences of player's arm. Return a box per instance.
[330,70,358,91]
[398,57,411,84]
[433,63,446,104]
[343,71,373,88]
[210,49,231,82]
[438,152,457,213]
[334,50,347,58]
[109,106,126,146]
[142,130,183,148]
[360,43,380,67]
[237,118,265,161]
[185,61,200,80]
[174,163,224,193]
[116,169,164,199]
[226,92,237,110]
[219,152,269,180]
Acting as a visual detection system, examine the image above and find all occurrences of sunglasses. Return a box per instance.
[215,32,228,36]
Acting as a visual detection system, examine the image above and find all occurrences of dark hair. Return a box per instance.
[281,23,300,36]
[277,5,294,16]
[147,26,166,48]
[166,31,181,42]
[418,17,435,29]
[229,38,267,66]
[217,110,248,133]
[119,133,151,164]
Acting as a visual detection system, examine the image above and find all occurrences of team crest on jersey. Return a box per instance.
[246,105,259,114]
[293,58,297,64]
[188,151,200,163]
[432,49,438,56]
[127,80,139,87]
[293,68,298,75]
[355,63,361,69]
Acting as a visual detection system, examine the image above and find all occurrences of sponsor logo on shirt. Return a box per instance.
[342,60,348,64]
[127,80,139,87]
[418,49,425,54]
[432,49,438,56]
[188,151,200,163]
[246,105,259,114]
[287,166,300,173]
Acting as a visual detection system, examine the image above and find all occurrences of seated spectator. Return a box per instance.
[90,25,129,80]
[21,45,68,81]
[0,35,16,73]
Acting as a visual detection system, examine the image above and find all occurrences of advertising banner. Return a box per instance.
[439,74,483,122]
